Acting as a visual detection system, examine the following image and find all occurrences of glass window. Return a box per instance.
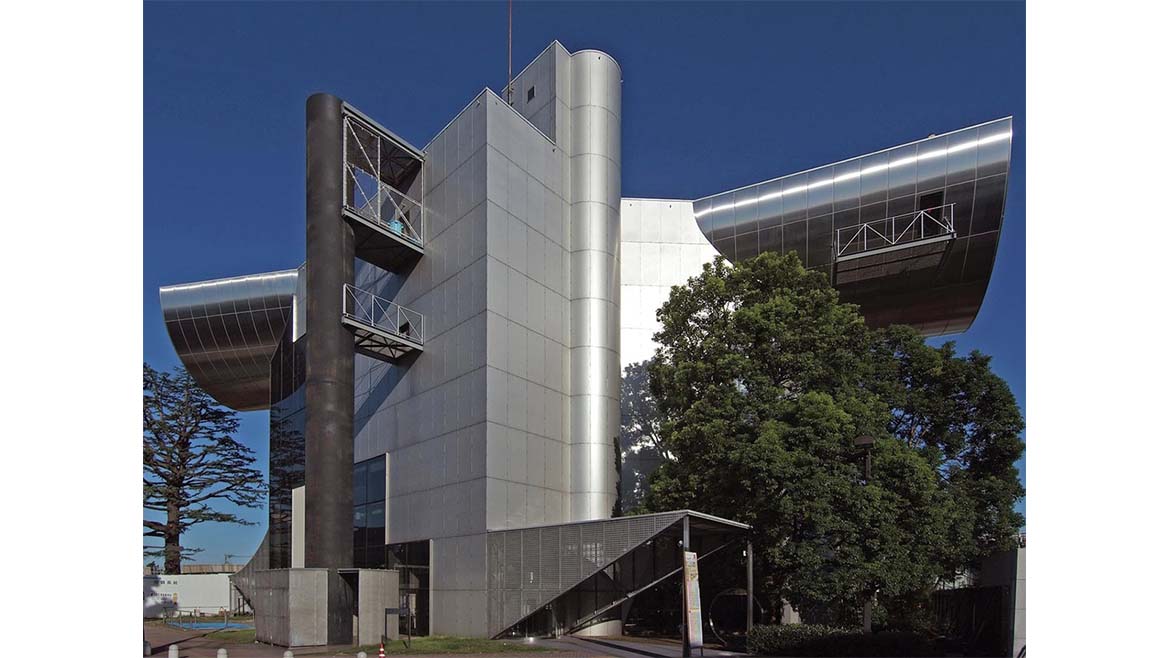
[833,161,860,211]
[353,505,367,548]
[367,457,386,503]
[781,173,808,224]
[353,462,368,506]
[366,501,385,546]
[945,127,979,185]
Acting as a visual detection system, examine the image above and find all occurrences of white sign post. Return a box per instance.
[683,551,703,652]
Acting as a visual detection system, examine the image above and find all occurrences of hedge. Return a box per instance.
[746,624,940,657]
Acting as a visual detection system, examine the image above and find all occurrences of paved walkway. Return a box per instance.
[143,624,618,658]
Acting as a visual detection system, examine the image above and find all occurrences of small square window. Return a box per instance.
[527,86,535,102]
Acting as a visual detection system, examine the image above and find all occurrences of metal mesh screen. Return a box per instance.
[485,512,686,636]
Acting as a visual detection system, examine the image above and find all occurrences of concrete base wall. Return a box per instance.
[358,569,400,645]
[252,568,355,647]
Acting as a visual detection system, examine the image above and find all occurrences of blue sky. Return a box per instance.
[144,1,1025,563]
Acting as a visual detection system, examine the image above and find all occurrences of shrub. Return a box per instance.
[747,624,940,657]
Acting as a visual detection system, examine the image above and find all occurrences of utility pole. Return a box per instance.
[745,542,754,636]
[682,515,691,658]
[506,0,513,104]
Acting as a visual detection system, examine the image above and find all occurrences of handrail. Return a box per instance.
[343,116,425,246]
[835,203,955,258]
[342,284,424,344]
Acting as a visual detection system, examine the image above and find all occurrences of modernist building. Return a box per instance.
[158,41,1012,645]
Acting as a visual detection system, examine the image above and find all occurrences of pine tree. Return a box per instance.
[143,363,266,573]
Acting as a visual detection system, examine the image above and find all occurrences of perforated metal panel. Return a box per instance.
[485,511,686,636]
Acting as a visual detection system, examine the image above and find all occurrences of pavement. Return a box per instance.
[143,623,622,658]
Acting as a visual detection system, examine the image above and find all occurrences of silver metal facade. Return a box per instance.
[352,89,490,546]
[160,269,299,411]
[568,50,622,521]
[693,117,1014,335]
[159,40,1017,641]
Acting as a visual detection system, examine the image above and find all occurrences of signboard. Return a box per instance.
[683,551,703,649]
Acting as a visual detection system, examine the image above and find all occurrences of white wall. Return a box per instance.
[619,198,719,368]
[143,573,234,617]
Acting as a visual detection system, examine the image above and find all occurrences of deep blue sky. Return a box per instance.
[144,1,1025,563]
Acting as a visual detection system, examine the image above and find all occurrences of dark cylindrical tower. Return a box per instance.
[303,93,355,570]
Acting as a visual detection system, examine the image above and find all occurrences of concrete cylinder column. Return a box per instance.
[304,92,355,569]
[567,51,622,521]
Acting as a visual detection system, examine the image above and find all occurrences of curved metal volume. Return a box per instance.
[160,269,299,411]
[568,49,622,520]
[693,117,1013,336]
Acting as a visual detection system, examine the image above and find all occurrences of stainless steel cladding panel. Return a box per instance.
[568,50,621,521]
[159,270,299,411]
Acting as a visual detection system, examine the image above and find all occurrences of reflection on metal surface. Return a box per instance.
[342,283,424,362]
[835,204,955,260]
[160,270,299,411]
[690,117,1013,336]
[568,49,622,522]
[693,130,1011,219]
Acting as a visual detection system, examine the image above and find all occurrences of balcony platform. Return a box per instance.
[342,284,424,363]
[343,207,425,273]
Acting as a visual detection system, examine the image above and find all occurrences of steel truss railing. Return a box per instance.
[343,116,424,246]
[343,284,424,345]
[835,203,955,258]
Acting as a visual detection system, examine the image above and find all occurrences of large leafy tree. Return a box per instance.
[618,360,672,513]
[143,363,266,573]
[643,251,1023,624]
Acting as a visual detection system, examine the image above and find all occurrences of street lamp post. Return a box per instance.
[853,435,875,634]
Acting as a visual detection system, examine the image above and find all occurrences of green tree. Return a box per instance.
[643,251,1023,624]
[618,360,672,513]
[143,363,266,573]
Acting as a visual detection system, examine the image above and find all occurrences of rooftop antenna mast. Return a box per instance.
[506,0,513,104]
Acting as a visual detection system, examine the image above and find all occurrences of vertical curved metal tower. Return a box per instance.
[304,92,355,570]
[568,50,622,520]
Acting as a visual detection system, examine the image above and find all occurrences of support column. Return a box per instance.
[682,516,691,658]
[746,541,754,636]
[304,92,355,571]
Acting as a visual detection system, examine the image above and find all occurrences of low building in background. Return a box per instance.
[157,41,1013,644]
[143,573,250,617]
